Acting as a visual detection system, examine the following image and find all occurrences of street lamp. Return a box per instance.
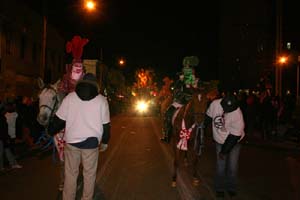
[279,56,287,64]
[85,0,96,11]
[40,0,98,80]
[119,59,125,66]
[278,56,288,97]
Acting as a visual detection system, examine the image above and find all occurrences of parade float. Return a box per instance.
[130,68,158,115]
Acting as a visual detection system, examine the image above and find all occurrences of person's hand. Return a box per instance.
[99,143,108,152]
[218,152,225,160]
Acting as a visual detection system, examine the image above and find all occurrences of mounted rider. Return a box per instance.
[57,35,89,94]
[160,56,200,143]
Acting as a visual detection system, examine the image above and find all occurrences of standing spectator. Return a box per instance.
[15,96,36,149]
[48,73,111,200]
[206,93,245,199]
[4,99,18,153]
[259,90,276,140]
[245,94,258,136]
[0,103,22,171]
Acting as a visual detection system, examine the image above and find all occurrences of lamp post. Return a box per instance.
[275,0,282,97]
[278,56,287,97]
[40,0,47,80]
[297,56,300,105]
[40,0,97,80]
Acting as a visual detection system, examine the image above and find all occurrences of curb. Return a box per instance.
[243,140,300,152]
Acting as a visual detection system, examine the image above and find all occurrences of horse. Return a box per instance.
[37,79,65,127]
[169,88,212,187]
[36,78,67,191]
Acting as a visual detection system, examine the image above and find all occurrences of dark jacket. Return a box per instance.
[0,113,10,146]
[172,80,193,105]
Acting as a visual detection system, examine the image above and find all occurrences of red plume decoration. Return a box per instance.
[66,35,89,63]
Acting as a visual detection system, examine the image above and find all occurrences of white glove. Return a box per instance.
[99,143,108,152]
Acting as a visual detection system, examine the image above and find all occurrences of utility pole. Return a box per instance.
[297,56,300,105]
[275,0,282,97]
[40,0,47,80]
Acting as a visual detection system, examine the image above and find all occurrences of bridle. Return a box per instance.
[39,86,60,127]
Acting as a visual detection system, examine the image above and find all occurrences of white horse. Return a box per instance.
[37,78,65,126]
[36,78,67,191]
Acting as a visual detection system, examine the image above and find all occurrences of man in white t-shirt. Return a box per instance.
[48,73,110,200]
[206,93,245,199]
[4,101,19,153]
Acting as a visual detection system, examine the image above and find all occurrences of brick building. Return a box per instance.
[0,0,65,100]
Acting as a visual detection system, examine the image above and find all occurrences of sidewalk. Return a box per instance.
[243,130,300,152]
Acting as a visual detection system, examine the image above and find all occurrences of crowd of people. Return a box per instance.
[236,89,298,142]
[0,95,45,173]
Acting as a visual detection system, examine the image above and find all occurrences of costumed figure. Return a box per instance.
[54,35,89,191]
[182,56,199,88]
[57,36,89,94]
[158,77,173,102]
[161,56,200,142]
[56,35,89,161]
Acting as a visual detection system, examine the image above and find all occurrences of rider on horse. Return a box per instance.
[57,36,89,94]
[160,56,199,143]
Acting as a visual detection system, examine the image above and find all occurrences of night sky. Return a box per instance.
[19,0,300,82]
[18,0,218,80]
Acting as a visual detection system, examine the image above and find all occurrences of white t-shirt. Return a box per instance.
[56,92,110,144]
[206,98,245,144]
[5,112,18,139]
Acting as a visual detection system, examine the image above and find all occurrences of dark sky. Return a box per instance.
[20,0,219,80]
[19,0,300,82]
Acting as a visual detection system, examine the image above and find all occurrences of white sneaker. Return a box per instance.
[11,164,23,169]
[58,184,64,191]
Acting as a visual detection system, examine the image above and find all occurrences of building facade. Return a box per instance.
[218,0,275,91]
[0,0,65,100]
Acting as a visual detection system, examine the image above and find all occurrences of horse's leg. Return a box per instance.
[172,158,177,187]
[192,154,200,186]
[172,144,178,187]
[192,126,204,186]
[184,151,188,166]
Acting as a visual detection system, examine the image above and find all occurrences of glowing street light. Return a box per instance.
[119,59,125,65]
[279,56,287,64]
[85,0,96,11]
[277,56,288,97]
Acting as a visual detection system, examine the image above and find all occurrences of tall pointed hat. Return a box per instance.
[66,35,89,63]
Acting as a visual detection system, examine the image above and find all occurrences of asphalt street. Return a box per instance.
[0,114,299,200]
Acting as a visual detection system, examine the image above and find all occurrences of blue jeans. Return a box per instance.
[215,142,241,192]
[0,140,18,169]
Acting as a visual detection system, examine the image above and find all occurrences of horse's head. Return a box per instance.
[37,79,63,127]
[187,89,209,125]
